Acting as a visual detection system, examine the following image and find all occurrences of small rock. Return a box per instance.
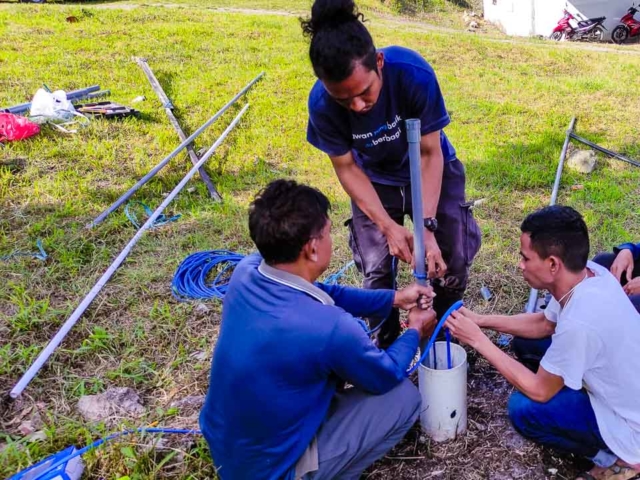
[77,387,145,422]
[469,21,479,29]
[170,395,205,415]
[189,350,208,361]
[571,184,584,190]
[194,303,211,317]
[186,187,196,194]
[502,425,529,450]
[18,421,36,436]
[567,150,597,173]
[132,95,146,103]
[26,431,48,443]
[548,468,558,475]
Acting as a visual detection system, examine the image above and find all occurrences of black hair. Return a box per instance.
[249,179,331,264]
[520,205,589,273]
[300,0,377,83]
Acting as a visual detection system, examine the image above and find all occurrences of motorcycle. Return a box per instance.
[612,4,640,44]
[550,9,606,42]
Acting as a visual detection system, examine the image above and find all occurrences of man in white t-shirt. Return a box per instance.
[444,205,640,480]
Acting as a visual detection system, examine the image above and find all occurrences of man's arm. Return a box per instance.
[461,307,556,339]
[474,336,565,402]
[330,152,414,264]
[316,283,394,319]
[446,310,564,402]
[419,131,446,278]
[317,282,435,318]
[327,307,436,395]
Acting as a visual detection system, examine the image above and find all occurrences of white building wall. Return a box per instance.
[483,0,534,36]
[484,0,633,39]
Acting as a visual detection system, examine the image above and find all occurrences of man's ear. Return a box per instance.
[376,51,384,73]
[302,239,319,263]
[548,255,560,275]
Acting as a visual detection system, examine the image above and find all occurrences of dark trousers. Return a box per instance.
[346,159,482,348]
[513,251,640,371]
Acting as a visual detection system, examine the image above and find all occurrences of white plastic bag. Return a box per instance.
[29,89,88,132]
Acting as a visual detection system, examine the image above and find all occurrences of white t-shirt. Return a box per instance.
[541,261,640,465]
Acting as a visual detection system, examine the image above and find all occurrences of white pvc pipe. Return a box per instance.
[418,341,468,442]
[525,117,576,313]
[87,73,263,228]
[10,104,250,399]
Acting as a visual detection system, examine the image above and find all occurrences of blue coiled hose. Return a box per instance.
[172,250,245,301]
[171,252,356,302]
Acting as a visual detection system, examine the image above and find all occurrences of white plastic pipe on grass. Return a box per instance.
[525,117,576,313]
[87,72,263,228]
[10,104,250,399]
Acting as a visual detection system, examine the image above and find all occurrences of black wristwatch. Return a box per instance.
[423,217,438,232]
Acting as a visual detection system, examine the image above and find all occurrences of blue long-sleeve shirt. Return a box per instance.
[199,254,419,480]
[615,242,640,260]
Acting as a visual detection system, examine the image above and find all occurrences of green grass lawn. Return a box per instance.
[1,1,640,478]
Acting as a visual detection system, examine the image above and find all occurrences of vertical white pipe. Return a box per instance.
[525,117,576,313]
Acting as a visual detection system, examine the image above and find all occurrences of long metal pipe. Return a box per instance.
[87,72,264,228]
[525,117,577,313]
[570,132,640,169]
[134,57,222,201]
[10,104,250,399]
[3,85,101,114]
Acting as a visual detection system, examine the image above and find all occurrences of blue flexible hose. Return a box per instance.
[172,252,357,302]
[406,300,463,376]
[171,250,244,301]
[124,201,181,229]
[1,239,47,262]
[324,260,355,285]
[9,428,201,480]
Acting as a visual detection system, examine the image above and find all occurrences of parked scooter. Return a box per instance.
[550,9,606,42]
[612,4,640,44]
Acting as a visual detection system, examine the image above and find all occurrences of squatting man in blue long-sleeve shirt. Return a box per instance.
[199,179,438,480]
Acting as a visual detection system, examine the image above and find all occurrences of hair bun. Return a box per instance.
[301,0,364,37]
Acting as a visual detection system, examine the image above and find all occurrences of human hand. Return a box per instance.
[456,306,486,327]
[611,249,635,283]
[424,231,447,279]
[394,283,436,311]
[383,223,414,264]
[624,277,640,296]
[407,306,437,340]
[444,309,486,349]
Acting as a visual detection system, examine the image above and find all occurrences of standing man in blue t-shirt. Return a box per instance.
[302,0,481,347]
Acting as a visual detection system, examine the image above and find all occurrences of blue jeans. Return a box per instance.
[509,389,610,460]
[509,341,616,467]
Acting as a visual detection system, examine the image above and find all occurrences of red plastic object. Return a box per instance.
[0,113,40,142]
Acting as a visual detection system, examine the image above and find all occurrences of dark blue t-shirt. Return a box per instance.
[307,46,456,186]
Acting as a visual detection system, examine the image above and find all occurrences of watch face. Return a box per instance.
[424,218,438,231]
